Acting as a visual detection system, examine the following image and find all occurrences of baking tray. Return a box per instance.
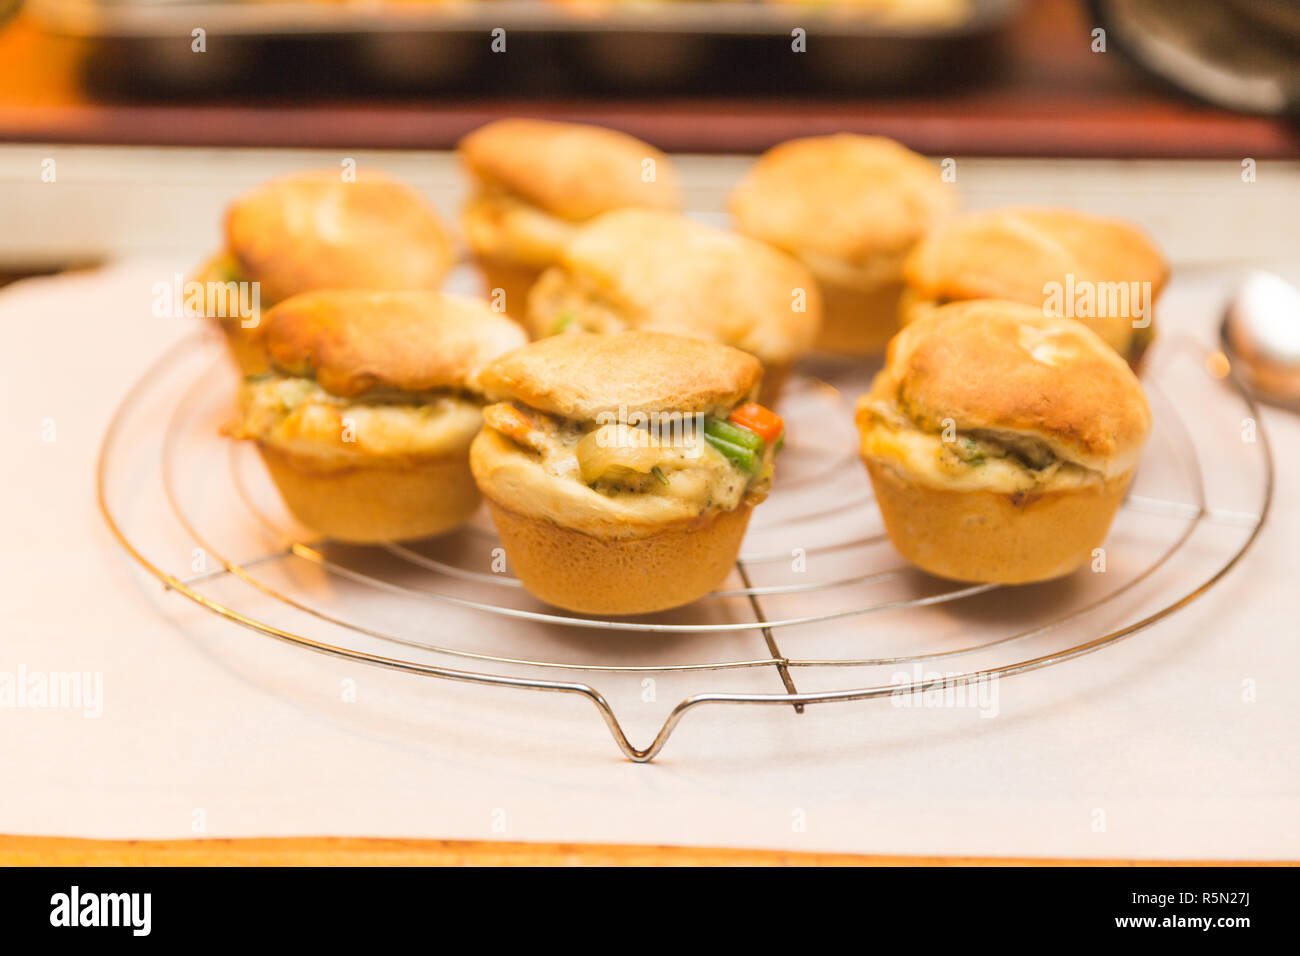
[29,0,1020,97]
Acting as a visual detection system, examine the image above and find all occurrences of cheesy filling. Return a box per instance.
[233,374,484,463]
[481,402,774,517]
[859,397,1099,493]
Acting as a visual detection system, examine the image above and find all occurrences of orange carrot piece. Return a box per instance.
[727,403,784,443]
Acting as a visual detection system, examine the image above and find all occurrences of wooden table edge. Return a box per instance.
[1,835,1294,866]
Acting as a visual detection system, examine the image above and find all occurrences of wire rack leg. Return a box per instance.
[736,561,804,714]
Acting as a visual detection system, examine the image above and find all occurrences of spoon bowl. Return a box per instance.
[1220,269,1300,408]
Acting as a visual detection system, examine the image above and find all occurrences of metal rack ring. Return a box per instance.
[98,333,1273,761]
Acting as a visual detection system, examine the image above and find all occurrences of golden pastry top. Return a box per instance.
[525,208,822,365]
[478,330,762,422]
[458,119,680,222]
[729,134,957,269]
[857,300,1151,489]
[224,169,454,305]
[261,289,527,399]
[901,206,1168,355]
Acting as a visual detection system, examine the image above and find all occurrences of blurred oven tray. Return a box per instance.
[28,0,1019,96]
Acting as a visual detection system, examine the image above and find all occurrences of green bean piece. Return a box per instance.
[704,416,764,452]
[704,433,759,473]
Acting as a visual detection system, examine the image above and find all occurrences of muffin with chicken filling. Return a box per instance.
[526,208,820,406]
[729,134,957,356]
[470,331,785,615]
[458,119,680,318]
[856,300,1151,584]
[196,169,454,375]
[900,206,1168,370]
[227,289,526,543]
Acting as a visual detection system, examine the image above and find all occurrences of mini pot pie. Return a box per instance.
[729,134,957,356]
[227,289,527,543]
[470,331,785,615]
[196,169,455,375]
[900,206,1169,370]
[525,208,820,406]
[458,119,680,317]
[856,300,1151,585]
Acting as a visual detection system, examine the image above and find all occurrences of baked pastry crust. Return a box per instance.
[871,300,1150,478]
[478,329,761,421]
[864,462,1134,585]
[483,496,753,615]
[856,299,1151,584]
[728,134,954,357]
[729,134,956,270]
[470,331,777,612]
[262,290,527,398]
[458,118,680,221]
[900,206,1168,358]
[258,445,481,544]
[230,290,526,543]
[471,332,770,538]
[525,208,821,369]
[224,169,454,305]
[813,279,910,357]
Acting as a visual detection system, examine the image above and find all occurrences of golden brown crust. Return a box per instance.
[478,330,761,421]
[527,208,821,364]
[458,119,680,221]
[815,278,907,356]
[901,206,1168,354]
[729,134,957,265]
[481,497,752,615]
[262,290,527,398]
[256,444,480,543]
[864,300,1150,475]
[864,459,1134,584]
[224,169,454,304]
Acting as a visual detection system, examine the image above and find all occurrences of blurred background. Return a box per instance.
[3,0,1299,152]
[0,0,1297,278]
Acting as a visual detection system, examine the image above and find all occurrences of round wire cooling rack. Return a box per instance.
[98,331,1273,762]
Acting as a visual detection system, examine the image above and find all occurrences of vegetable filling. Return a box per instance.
[484,400,785,514]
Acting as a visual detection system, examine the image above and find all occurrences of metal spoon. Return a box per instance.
[1220,270,1300,409]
